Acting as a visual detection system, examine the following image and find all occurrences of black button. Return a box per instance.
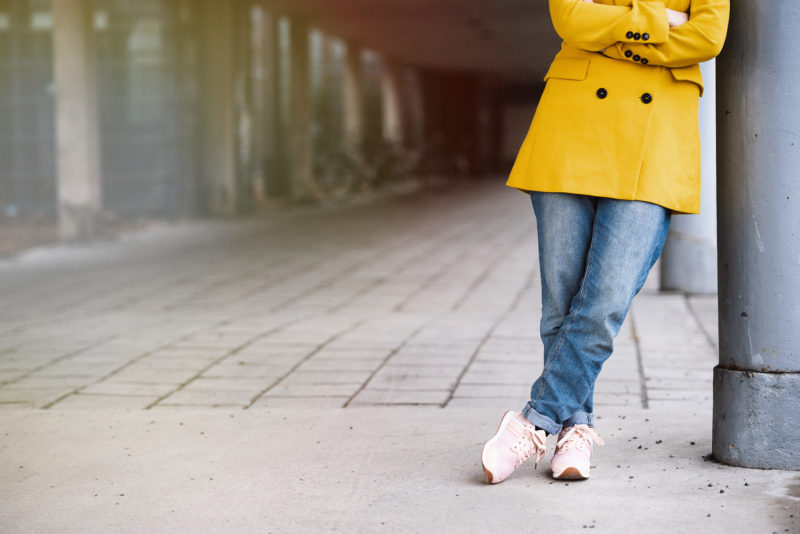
[596,88,608,99]
[633,54,641,62]
[633,32,641,40]
[641,93,653,104]
[641,58,649,65]
[625,50,633,58]
[626,31,634,39]
[642,33,650,41]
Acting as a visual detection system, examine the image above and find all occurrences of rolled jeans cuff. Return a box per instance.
[521,402,561,436]
[562,411,594,428]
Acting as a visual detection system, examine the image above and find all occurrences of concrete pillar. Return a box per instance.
[343,41,364,147]
[199,0,237,215]
[288,18,313,200]
[52,0,101,240]
[660,60,718,294]
[713,1,800,469]
[380,59,404,144]
[406,68,426,149]
[265,14,291,198]
[249,1,271,203]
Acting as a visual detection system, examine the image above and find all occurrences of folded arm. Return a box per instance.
[549,0,670,51]
[603,0,730,67]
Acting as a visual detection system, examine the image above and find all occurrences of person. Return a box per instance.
[481,0,730,483]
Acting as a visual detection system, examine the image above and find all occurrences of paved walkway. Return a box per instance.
[0,180,797,532]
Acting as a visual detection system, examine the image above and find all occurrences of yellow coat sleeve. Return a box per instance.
[549,0,670,51]
[603,0,730,67]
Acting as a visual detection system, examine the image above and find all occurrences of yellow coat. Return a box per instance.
[507,0,730,214]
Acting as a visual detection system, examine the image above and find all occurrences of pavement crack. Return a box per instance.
[245,317,368,409]
[629,305,650,410]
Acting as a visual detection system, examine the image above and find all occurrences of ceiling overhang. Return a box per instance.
[269,0,560,82]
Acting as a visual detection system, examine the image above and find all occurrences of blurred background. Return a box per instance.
[0,0,560,252]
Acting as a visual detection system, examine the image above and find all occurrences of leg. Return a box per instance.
[530,191,596,362]
[479,191,593,485]
[523,197,671,435]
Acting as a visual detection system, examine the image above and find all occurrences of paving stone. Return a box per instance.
[109,366,200,384]
[0,387,75,406]
[200,362,290,378]
[367,374,457,390]
[263,383,359,398]
[466,361,540,376]
[232,346,314,363]
[249,396,348,409]
[147,347,232,360]
[4,376,93,389]
[184,377,273,391]
[80,381,182,396]
[445,397,520,410]
[647,389,713,401]
[32,360,121,378]
[451,383,530,398]
[296,358,383,372]
[459,370,533,385]
[157,389,254,407]
[350,389,451,405]
[49,393,158,409]
[379,364,465,377]
[594,380,642,395]
[593,394,642,407]
[644,377,713,389]
[388,351,473,366]
[0,371,25,383]
[310,348,389,361]
[281,371,372,385]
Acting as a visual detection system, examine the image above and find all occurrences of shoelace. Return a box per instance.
[555,425,605,453]
[512,424,547,467]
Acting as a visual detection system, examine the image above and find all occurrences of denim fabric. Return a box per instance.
[521,191,671,435]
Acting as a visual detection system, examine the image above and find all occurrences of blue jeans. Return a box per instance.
[521,191,671,435]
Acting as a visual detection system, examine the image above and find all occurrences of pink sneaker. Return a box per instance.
[481,411,547,484]
[550,424,605,480]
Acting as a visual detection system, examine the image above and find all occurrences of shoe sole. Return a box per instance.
[552,466,590,480]
[481,410,516,484]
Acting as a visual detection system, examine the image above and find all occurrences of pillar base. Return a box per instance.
[713,366,800,469]
[660,231,717,294]
[58,203,100,241]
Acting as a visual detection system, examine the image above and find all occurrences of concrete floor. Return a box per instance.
[0,180,797,532]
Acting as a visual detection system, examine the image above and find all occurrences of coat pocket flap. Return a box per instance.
[543,58,590,82]
[669,65,705,96]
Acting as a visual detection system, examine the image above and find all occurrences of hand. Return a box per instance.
[666,8,689,27]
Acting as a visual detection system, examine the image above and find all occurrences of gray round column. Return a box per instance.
[714,1,800,469]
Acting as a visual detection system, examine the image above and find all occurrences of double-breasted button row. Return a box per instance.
[625,31,650,41]
[595,88,653,105]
